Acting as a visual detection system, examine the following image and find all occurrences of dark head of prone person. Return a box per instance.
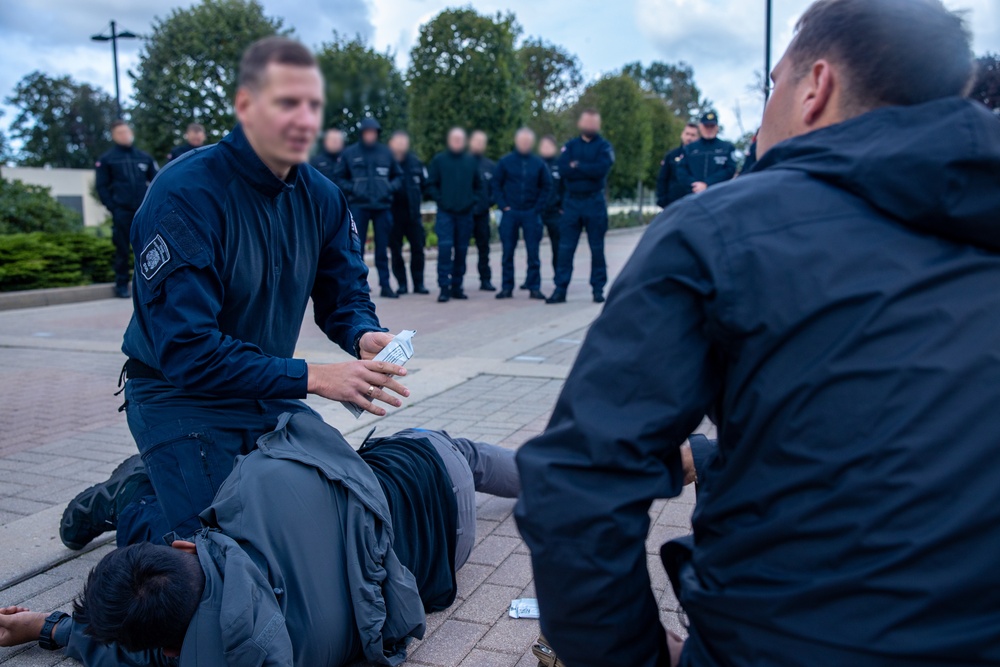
[516,1,996,666]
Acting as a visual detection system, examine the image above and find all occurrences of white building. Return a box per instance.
[0,166,107,228]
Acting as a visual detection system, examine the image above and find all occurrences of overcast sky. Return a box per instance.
[1,0,998,143]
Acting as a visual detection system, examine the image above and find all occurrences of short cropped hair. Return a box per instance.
[684,122,699,130]
[786,0,975,112]
[238,36,317,91]
[74,543,204,653]
[540,134,558,145]
[390,130,410,140]
[110,119,128,131]
[579,108,600,118]
[186,123,205,133]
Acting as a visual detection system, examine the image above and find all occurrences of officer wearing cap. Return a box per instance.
[677,110,737,195]
[333,118,404,297]
[656,122,701,208]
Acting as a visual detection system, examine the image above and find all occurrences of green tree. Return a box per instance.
[644,97,684,188]
[0,177,82,235]
[970,53,1000,114]
[407,9,526,160]
[130,0,285,161]
[5,72,117,168]
[575,75,652,200]
[316,34,408,143]
[518,37,583,140]
[622,61,708,119]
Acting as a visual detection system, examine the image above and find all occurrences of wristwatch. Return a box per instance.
[38,611,68,651]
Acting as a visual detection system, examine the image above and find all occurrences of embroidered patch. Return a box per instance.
[138,163,148,172]
[714,156,729,165]
[350,213,359,238]
[140,235,172,281]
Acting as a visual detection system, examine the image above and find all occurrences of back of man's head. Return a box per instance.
[786,0,974,114]
[74,542,204,653]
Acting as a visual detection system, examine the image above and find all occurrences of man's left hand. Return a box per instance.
[692,182,708,193]
[0,607,47,648]
[359,332,394,360]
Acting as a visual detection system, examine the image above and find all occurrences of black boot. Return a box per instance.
[593,291,605,304]
[530,289,547,300]
[114,284,131,299]
[413,284,430,295]
[381,286,399,299]
[496,290,513,299]
[546,290,567,304]
[519,283,529,291]
[396,284,409,296]
[451,287,469,300]
[438,290,451,303]
[480,280,497,292]
[60,455,147,550]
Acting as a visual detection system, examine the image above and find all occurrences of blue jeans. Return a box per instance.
[352,207,394,288]
[117,378,316,545]
[435,210,474,289]
[553,195,609,293]
[500,209,543,291]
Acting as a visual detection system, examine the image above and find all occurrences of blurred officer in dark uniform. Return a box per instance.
[469,130,497,292]
[493,128,552,301]
[166,123,208,162]
[546,109,615,305]
[677,110,737,195]
[62,37,407,554]
[95,119,159,299]
[538,135,565,280]
[387,130,429,296]
[334,118,404,298]
[310,127,344,183]
[656,122,700,208]
[426,128,484,303]
[740,131,760,175]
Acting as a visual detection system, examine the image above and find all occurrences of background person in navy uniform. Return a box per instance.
[333,118,404,298]
[165,123,207,162]
[677,110,736,195]
[65,38,410,553]
[546,109,614,305]
[95,120,159,299]
[469,130,497,292]
[426,127,484,303]
[493,128,552,300]
[655,122,700,208]
[310,127,345,182]
[537,135,564,282]
[516,1,1000,665]
[387,130,430,295]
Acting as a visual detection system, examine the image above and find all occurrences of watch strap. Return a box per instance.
[38,611,69,651]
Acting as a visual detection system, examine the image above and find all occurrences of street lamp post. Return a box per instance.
[91,21,138,119]
[764,0,773,103]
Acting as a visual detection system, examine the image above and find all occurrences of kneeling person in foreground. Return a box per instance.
[1,414,519,666]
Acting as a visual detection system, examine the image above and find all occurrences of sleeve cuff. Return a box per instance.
[281,358,309,398]
[53,616,73,649]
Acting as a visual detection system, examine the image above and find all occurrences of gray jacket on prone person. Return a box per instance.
[56,414,520,666]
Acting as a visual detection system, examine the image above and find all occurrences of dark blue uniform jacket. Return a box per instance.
[95,144,158,211]
[493,151,553,214]
[122,124,382,400]
[541,156,564,216]
[558,134,614,198]
[516,98,1000,667]
[677,136,736,189]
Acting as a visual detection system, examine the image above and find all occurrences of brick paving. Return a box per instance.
[0,227,713,666]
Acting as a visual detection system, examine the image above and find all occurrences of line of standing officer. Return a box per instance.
[310,127,345,183]
[656,122,701,208]
[546,109,615,305]
[387,130,430,296]
[333,118,404,297]
[469,130,497,292]
[95,119,159,299]
[493,128,553,300]
[676,110,737,195]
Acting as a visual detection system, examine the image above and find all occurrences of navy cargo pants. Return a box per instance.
[352,207,394,289]
[553,193,609,295]
[116,377,315,546]
[500,209,544,292]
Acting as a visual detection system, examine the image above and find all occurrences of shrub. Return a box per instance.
[0,233,114,292]
[0,177,83,235]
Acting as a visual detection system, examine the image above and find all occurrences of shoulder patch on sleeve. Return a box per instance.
[139,235,171,281]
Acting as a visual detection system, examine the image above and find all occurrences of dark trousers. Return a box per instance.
[542,210,562,276]
[352,207,394,288]
[111,207,136,288]
[116,378,316,545]
[553,195,609,294]
[435,210,474,290]
[389,204,426,289]
[499,209,543,292]
[473,211,492,282]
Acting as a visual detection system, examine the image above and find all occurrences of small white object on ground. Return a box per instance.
[509,598,540,619]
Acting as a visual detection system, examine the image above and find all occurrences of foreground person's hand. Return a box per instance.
[307,361,409,416]
[0,607,46,648]
[681,441,697,485]
[358,331,395,360]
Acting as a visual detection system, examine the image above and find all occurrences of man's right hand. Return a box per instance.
[307,361,409,416]
[0,607,46,648]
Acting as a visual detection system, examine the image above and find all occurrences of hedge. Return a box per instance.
[0,177,82,235]
[0,233,115,292]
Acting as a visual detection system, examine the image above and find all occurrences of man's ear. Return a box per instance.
[234,88,252,124]
[171,540,197,555]
[801,59,837,127]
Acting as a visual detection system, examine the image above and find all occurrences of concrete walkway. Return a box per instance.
[0,228,708,666]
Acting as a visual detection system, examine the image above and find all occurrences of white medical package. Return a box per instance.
[342,330,416,418]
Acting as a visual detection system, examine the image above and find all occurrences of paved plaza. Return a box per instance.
[0,228,709,666]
